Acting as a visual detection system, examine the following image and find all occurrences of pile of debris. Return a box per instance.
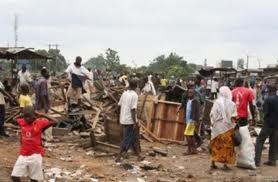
[48,79,126,140]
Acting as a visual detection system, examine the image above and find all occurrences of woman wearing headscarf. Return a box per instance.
[210,86,237,170]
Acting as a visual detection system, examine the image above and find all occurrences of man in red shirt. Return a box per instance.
[232,78,255,126]
[11,106,57,182]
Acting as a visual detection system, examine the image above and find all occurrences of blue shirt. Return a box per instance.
[186,99,193,123]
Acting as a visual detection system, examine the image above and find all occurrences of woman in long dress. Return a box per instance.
[210,86,237,170]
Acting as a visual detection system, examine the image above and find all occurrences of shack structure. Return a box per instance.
[0,47,50,78]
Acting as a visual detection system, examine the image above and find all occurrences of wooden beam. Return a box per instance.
[139,121,160,142]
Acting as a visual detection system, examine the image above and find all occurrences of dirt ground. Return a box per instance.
[0,129,277,182]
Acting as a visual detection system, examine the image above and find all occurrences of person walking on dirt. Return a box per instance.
[232,78,256,127]
[177,86,200,155]
[210,86,237,170]
[116,79,144,162]
[255,84,278,167]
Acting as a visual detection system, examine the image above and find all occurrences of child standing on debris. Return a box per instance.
[116,79,144,162]
[35,67,50,114]
[177,87,200,155]
[11,106,57,182]
[18,84,33,111]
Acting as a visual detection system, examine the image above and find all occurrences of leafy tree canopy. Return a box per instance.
[85,51,196,79]
[84,54,107,71]
[84,48,122,71]
[146,52,194,79]
[31,49,67,73]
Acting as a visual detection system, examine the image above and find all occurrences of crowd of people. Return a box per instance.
[0,56,277,181]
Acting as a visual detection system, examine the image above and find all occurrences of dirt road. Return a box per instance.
[0,131,277,182]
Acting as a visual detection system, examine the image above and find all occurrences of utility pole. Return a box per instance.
[204,58,207,68]
[47,44,60,75]
[246,55,249,69]
[48,44,60,50]
[257,58,261,69]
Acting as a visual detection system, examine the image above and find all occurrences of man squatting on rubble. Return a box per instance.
[116,79,145,162]
[11,106,58,182]
[65,56,92,105]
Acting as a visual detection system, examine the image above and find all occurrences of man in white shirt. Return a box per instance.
[83,68,95,100]
[142,77,156,96]
[211,78,219,99]
[0,81,9,137]
[65,56,92,104]
[18,64,32,86]
[206,79,212,98]
[116,79,144,162]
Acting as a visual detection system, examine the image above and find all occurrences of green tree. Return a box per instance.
[147,52,193,79]
[47,49,67,74]
[105,48,120,71]
[30,49,49,71]
[32,49,67,74]
[84,54,107,70]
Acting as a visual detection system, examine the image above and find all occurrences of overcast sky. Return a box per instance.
[0,0,278,68]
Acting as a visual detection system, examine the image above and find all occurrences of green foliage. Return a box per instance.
[84,50,195,79]
[136,66,148,74]
[31,49,67,73]
[84,54,107,70]
[47,49,67,73]
[0,60,10,70]
[147,52,193,79]
[84,48,121,71]
[30,49,48,71]
[105,48,120,71]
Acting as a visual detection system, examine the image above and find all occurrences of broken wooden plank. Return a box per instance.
[5,110,20,123]
[141,133,154,142]
[139,94,148,119]
[68,110,96,116]
[94,153,116,158]
[50,108,67,117]
[0,88,17,105]
[139,121,160,142]
[153,147,168,156]
[96,141,120,149]
[159,138,184,144]
[92,107,101,129]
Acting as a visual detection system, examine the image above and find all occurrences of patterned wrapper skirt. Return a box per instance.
[210,129,236,164]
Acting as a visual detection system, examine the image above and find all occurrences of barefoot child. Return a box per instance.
[177,87,200,155]
[11,106,57,182]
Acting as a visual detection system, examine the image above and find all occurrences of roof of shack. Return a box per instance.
[0,47,50,60]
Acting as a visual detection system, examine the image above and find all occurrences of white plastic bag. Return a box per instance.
[236,126,256,169]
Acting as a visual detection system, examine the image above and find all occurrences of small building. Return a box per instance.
[0,47,50,78]
[221,60,233,68]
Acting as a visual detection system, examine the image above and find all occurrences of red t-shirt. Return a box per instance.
[232,87,254,118]
[17,118,51,156]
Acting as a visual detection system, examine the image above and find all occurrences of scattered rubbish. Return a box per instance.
[122,163,134,170]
